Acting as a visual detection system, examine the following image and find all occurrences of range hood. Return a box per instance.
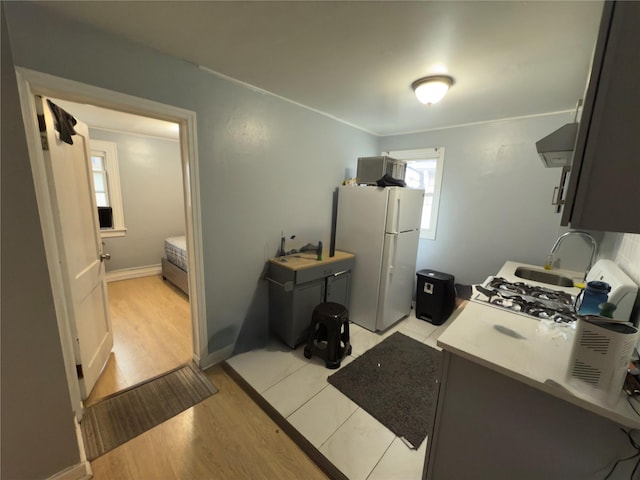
[535,122,579,168]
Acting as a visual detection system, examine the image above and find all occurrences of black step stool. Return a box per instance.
[304,302,351,369]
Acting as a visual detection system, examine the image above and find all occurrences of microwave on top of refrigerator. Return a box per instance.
[356,156,406,185]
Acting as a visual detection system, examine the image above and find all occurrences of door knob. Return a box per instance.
[100,253,111,261]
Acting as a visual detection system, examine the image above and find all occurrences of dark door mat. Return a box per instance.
[328,332,442,449]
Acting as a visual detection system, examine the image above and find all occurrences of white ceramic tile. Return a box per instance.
[397,315,440,339]
[262,355,355,418]
[379,320,403,337]
[617,233,640,284]
[229,318,440,479]
[396,326,428,343]
[349,314,440,353]
[367,436,428,480]
[349,322,367,336]
[261,364,329,418]
[350,327,387,357]
[288,384,359,448]
[226,340,308,393]
[320,408,395,480]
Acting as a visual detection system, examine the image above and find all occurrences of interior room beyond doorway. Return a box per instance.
[85,275,192,406]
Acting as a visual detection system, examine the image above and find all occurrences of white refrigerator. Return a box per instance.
[335,185,424,331]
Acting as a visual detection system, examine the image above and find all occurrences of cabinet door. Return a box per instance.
[562,1,640,233]
[291,279,325,347]
[326,271,351,307]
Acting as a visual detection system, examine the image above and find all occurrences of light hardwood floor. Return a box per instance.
[88,275,327,479]
[86,275,193,406]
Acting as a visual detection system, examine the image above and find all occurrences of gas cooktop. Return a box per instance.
[472,276,578,323]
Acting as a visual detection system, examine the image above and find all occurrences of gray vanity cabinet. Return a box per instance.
[562,1,640,233]
[267,251,354,348]
[325,270,351,306]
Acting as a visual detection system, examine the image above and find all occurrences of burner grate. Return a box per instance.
[477,277,577,323]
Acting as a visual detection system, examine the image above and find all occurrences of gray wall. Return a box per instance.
[1,6,81,478]
[602,233,640,286]
[378,114,578,285]
[88,129,185,272]
[3,3,377,358]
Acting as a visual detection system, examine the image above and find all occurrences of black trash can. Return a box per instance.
[416,269,456,325]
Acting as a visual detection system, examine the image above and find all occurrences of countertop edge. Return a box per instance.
[268,251,355,271]
[438,333,640,429]
[438,263,640,430]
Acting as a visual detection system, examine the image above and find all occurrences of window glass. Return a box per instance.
[96,193,108,207]
[90,140,126,237]
[91,156,104,170]
[93,172,106,193]
[91,152,109,207]
[383,148,445,240]
[405,159,437,193]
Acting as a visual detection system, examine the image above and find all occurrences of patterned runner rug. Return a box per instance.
[81,363,218,460]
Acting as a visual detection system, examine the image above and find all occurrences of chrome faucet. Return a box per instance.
[544,231,598,280]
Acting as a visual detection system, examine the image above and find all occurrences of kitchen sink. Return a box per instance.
[514,267,574,287]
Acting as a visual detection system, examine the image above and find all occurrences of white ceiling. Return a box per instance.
[51,98,180,140]
[36,1,604,136]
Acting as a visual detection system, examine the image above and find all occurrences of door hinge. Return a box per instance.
[76,364,84,379]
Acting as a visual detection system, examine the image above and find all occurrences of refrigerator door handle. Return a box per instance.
[389,235,397,280]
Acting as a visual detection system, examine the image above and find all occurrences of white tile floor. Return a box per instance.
[226,309,458,480]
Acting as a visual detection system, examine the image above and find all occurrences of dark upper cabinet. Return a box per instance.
[561,1,640,233]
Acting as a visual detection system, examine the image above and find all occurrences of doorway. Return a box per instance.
[47,98,195,405]
[15,67,207,418]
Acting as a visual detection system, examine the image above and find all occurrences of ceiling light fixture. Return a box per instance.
[411,75,455,105]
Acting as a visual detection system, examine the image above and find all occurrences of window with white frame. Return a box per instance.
[90,139,126,237]
[383,148,445,240]
[91,153,110,207]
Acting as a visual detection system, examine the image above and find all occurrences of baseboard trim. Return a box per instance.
[106,264,162,282]
[222,362,348,480]
[199,345,234,370]
[46,461,92,480]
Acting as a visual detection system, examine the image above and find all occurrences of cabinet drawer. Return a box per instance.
[296,257,354,285]
[268,263,296,285]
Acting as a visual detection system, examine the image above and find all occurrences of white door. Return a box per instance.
[335,186,389,331]
[38,96,113,399]
[385,187,424,233]
[377,230,420,330]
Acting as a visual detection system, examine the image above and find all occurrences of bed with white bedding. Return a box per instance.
[161,235,189,295]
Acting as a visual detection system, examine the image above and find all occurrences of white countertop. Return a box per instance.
[437,261,640,429]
